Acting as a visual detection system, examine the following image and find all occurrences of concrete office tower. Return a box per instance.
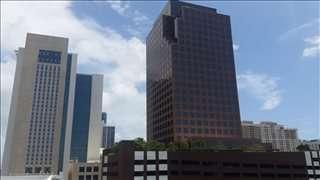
[242,121,300,152]
[2,33,77,176]
[70,74,103,162]
[146,0,242,143]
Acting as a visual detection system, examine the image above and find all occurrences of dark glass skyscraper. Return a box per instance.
[146,0,242,143]
[70,74,92,162]
[70,74,103,162]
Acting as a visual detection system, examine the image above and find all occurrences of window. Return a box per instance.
[93,175,98,180]
[147,164,156,171]
[159,151,167,160]
[25,167,32,173]
[86,166,92,172]
[159,176,168,180]
[35,167,41,173]
[79,166,85,172]
[135,151,144,160]
[134,176,143,180]
[44,167,51,173]
[93,166,99,172]
[147,176,156,180]
[159,164,168,171]
[134,165,144,172]
[86,175,92,180]
[147,151,156,160]
[79,175,84,180]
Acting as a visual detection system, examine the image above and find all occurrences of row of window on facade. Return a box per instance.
[175,119,238,127]
[133,176,168,180]
[24,166,51,174]
[134,164,168,172]
[134,151,168,161]
[175,127,238,135]
[78,166,99,173]
[78,175,99,180]
[38,49,62,64]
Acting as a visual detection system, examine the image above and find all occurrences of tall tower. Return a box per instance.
[70,74,103,162]
[2,33,77,175]
[146,1,242,143]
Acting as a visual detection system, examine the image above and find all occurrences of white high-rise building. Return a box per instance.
[2,33,77,176]
[242,121,300,152]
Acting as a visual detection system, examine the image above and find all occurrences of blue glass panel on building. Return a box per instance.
[38,49,61,64]
[70,74,92,162]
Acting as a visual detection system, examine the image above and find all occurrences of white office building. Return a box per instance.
[2,33,77,177]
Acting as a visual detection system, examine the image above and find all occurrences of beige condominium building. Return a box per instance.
[242,121,300,152]
[68,160,101,180]
[2,33,77,177]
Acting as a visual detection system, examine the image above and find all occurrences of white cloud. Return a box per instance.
[106,1,130,16]
[237,71,283,110]
[1,1,147,159]
[303,35,320,58]
[104,1,151,37]
[278,18,320,41]
[233,44,239,51]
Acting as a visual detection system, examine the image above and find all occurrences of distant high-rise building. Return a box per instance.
[70,74,103,162]
[242,121,300,152]
[101,112,108,148]
[241,121,261,140]
[2,33,77,176]
[101,112,115,149]
[146,0,242,143]
[101,112,107,125]
[105,126,115,148]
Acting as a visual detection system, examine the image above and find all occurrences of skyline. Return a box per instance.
[1,0,319,161]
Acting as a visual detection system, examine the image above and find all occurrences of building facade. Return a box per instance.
[70,74,103,162]
[300,140,320,151]
[68,161,101,180]
[146,0,242,143]
[102,141,319,180]
[2,33,77,176]
[242,121,300,152]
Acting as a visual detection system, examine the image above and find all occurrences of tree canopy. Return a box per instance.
[109,138,267,153]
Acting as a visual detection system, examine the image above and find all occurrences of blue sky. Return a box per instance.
[70,1,319,139]
[1,0,319,154]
